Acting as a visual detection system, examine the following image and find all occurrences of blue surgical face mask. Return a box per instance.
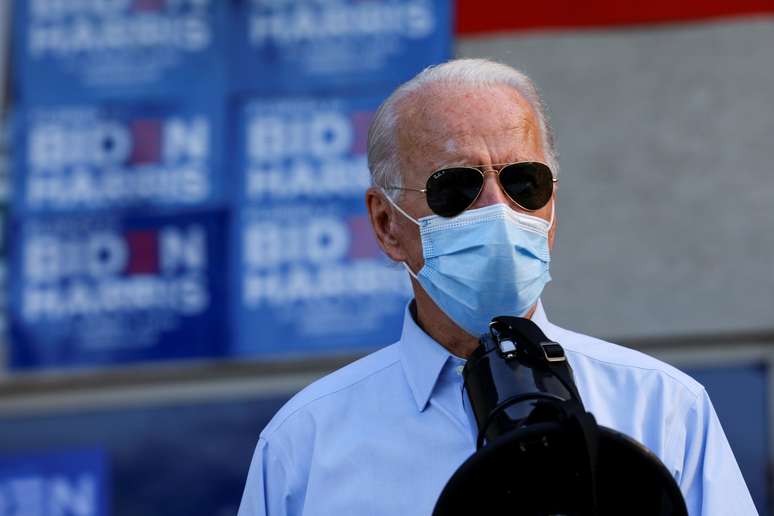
[385,195,553,336]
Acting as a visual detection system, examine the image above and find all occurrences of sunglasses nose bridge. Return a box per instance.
[471,168,511,209]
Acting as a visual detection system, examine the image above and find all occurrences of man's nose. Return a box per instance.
[470,171,510,209]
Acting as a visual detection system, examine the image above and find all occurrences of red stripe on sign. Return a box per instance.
[125,230,159,275]
[347,215,382,259]
[129,119,162,165]
[132,0,166,11]
[456,0,774,35]
[350,111,375,155]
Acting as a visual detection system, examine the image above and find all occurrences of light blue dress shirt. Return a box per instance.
[238,302,757,515]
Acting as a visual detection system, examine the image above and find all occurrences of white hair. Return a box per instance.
[367,58,559,200]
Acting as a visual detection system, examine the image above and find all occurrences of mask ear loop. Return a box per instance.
[402,262,420,280]
[547,201,556,231]
[381,188,420,226]
[380,189,421,279]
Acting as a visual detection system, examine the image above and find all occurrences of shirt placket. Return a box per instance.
[430,357,478,447]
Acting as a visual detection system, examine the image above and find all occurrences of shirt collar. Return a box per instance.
[531,299,551,334]
[398,301,457,412]
[398,299,554,412]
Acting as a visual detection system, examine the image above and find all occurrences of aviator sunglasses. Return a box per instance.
[385,161,557,218]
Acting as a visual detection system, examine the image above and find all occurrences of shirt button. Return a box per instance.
[455,365,465,376]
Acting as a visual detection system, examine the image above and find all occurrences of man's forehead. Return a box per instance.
[411,118,535,148]
[413,123,536,166]
[394,84,542,171]
[399,84,533,129]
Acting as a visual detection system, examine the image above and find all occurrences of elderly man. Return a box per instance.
[238,59,755,515]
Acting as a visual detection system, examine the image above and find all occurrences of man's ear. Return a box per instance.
[366,187,409,262]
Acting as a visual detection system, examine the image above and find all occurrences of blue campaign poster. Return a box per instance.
[233,204,410,355]
[0,448,109,516]
[234,96,376,205]
[11,101,226,214]
[12,0,228,104]
[229,0,453,95]
[231,95,411,355]
[0,397,289,516]
[684,364,769,515]
[7,210,229,370]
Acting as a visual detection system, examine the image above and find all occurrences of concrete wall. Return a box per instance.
[458,17,774,340]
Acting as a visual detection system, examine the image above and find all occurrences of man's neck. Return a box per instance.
[411,287,537,359]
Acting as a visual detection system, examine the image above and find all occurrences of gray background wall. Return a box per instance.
[459,18,774,340]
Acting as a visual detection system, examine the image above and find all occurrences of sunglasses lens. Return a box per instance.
[426,167,484,217]
[499,162,554,210]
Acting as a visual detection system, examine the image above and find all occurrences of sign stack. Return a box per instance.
[8,0,231,369]
[7,0,452,370]
[229,0,451,355]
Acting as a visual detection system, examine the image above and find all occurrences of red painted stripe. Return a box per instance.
[456,0,774,35]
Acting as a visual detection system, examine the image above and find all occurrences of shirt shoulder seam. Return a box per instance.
[565,347,703,400]
[262,356,403,439]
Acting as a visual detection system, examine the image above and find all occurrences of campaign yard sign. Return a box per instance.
[0,449,109,516]
[232,96,410,355]
[7,210,227,370]
[0,206,7,343]
[234,96,375,204]
[1,121,8,344]
[234,205,410,354]
[12,0,228,104]
[229,0,453,95]
[12,102,225,213]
